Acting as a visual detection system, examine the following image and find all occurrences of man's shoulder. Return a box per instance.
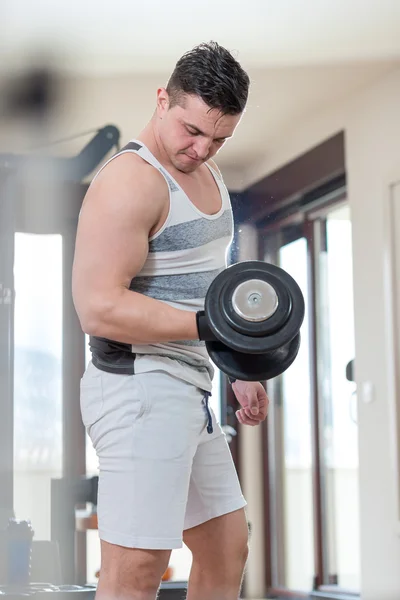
[93,149,166,194]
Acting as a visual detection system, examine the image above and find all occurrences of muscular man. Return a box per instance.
[72,41,269,600]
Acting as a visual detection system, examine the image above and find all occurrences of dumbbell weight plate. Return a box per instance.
[205,261,304,354]
[206,332,301,382]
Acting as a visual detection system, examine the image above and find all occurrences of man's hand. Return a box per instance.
[232,381,270,426]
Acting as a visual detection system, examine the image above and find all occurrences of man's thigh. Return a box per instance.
[82,367,210,549]
[184,415,247,532]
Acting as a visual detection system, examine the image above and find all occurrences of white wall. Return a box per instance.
[346,69,400,600]
[246,66,400,600]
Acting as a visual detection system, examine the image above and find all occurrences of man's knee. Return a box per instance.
[184,508,249,571]
[227,515,249,564]
[189,529,248,591]
[97,541,171,599]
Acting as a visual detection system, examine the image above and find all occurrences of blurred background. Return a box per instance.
[1,1,400,599]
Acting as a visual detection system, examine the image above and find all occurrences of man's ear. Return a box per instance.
[156,87,170,117]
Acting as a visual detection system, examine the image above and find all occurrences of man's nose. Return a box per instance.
[193,137,212,159]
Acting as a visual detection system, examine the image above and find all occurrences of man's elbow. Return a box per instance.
[74,299,112,337]
[79,315,101,337]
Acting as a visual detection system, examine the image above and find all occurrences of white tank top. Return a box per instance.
[88,140,233,392]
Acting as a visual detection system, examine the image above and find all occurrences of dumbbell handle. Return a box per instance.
[197,311,237,383]
[196,311,217,341]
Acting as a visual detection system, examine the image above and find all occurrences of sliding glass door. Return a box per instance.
[265,201,360,596]
[319,205,359,592]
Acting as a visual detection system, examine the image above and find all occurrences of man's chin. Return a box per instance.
[175,156,202,173]
[177,164,197,174]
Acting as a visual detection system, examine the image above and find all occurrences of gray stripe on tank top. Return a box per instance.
[129,268,224,301]
[149,209,232,253]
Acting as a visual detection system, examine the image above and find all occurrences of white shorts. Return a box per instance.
[80,361,247,550]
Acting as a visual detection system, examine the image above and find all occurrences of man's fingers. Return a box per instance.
[245,395,268,414]
[236,409,260,426]
[246,394,260,416]
[243,407,264,421]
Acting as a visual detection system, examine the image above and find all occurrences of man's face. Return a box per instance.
[157,90,242,173]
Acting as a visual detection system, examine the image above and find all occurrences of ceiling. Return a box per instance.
[1,0,400,189]
[1,0,400,74]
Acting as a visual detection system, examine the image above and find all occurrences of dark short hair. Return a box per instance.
[166,41,250,115]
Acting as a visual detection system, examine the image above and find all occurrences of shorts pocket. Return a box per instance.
[131,373,199,461]
[80,363,104,428]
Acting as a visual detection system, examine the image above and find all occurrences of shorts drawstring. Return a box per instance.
[203,391,213,434]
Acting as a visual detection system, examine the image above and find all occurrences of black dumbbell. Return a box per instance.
[197,261,305,381]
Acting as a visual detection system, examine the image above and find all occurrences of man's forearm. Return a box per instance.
[82,288,199,344]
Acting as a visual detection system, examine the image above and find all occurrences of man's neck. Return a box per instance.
[137,120,170,166]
